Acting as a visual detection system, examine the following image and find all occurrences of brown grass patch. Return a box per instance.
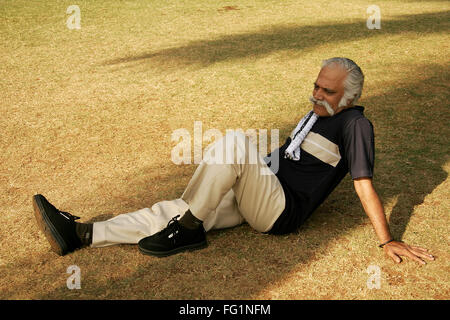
[0,0,449,300]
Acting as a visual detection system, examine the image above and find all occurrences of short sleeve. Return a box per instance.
[343,117,375,179]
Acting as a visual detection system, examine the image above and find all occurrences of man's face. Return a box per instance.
[311,65,348,117]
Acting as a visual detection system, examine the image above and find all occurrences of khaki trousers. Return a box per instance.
[92,131,285,247]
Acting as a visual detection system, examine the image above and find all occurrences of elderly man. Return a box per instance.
[33,57,434,265]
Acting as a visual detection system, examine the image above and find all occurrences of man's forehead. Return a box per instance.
[315,65,347,89]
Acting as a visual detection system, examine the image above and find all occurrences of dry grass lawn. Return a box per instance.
[0,0,449,299]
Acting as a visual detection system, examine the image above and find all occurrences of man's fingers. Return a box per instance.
[384,242,435,265]
[406,251,426,265]
[407,245,435,260]
[411,247,434,260]
[400,247,427,265]
[410,246,429,253]
[410,247,435,261]
[387,250,402,263]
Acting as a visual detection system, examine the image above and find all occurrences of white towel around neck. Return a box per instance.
[284,110,319,161]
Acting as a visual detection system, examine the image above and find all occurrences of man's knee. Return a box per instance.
[223,131,257,164]
[203,130,258,165]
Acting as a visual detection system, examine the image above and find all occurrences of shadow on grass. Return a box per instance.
[365,64,449,240]
[7,62,443,299]
[103,10,449,69]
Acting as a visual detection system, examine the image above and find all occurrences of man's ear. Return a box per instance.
[338,97,354,111]
[348,94,357,106]
[344,97,356,109]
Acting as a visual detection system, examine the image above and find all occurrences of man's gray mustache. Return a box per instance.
[309,96,335,116]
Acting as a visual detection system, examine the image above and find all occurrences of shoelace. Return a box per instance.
[58,210,80,222]
[156,215,181,242]
[167,215,180,226]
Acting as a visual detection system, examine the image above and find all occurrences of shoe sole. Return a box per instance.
[32,195,67,256]
[138,240,208,258]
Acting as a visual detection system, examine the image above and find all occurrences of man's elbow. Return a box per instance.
[353,177,376,202]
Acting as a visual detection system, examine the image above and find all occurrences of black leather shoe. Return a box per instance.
[32,194,82,256]
[138,215,207,257]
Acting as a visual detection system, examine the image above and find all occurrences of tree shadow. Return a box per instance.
[10,62,445,299]
[363,65,449,240]
[102,10,449,69]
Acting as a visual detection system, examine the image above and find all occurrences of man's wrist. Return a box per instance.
[378,238,395,248]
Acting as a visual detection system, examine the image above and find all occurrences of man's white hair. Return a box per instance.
[321,57,365,107]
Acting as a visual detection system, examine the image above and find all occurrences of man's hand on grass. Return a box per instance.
[384,241,435,265]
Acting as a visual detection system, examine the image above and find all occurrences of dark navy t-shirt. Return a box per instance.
[267,106,375,235]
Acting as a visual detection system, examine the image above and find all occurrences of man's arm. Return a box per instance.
[353,177,435,265]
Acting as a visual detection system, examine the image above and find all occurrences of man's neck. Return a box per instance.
[333,104,354,116]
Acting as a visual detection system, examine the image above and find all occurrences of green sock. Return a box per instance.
[75,222,93,246]
[179,210,203,230]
